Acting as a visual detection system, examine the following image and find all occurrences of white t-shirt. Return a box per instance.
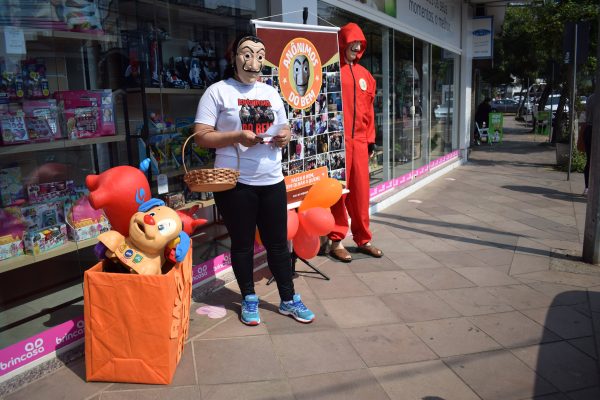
[194,78,287,186]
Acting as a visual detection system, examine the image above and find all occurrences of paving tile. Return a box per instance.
[346,254,403,273]
[197,313,269,339]
[427,250,490,268]
[343,323,437,367]
[567,337,598,360]
[588,286,600,312]
[521,306,593,339]
[380,291,461,322]
[305,275,373,299]
[434,287,514,316]
[445,349,557,400]
[510,253,551,275]
[355,271,425,294]
[453,266,520,286]
[524,282,588,306]
[320,296,399,328]
[516,271,600,288]
[407,317,501,357]
[405,268,476,290]
[100,386,202,399]
[468,311,560,348]
[303,258,356,277]
[201,380,295,400]
[511,342,599,392]
[565,386,600,400]
[485,284,556,310]
[259,296,338,335]
[270,330,365,378]
[408,238,460,252]
[466,248,515,266]
[3,359,111,400]
[387,250,446,269]
[370,359,480,400]
[193,336,285,384]
[289,369,390,400]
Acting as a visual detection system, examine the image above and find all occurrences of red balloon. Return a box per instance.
[298,178,343,212]
[287,209,299,240]
[86,166,151,236]
[292,225,320,260]
[299,207,334,236]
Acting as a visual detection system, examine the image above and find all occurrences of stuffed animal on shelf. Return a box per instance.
[97,198,190,275]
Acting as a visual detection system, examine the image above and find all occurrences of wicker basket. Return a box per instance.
[182,131,240,193]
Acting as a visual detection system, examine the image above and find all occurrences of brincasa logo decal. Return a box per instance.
[279,38,322,109]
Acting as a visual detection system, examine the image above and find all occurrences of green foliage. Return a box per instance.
[557,147,586,173]
[486,1,598,92]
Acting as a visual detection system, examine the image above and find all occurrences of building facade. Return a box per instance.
[0,0,475,386]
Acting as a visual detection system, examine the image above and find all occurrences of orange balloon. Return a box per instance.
[287,210,299,240]
[255,228,262,245]
[298,178,343,212]
[299,207,334,236]
[292,225,320,260]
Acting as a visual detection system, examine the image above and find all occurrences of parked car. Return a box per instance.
[434,100,453,121]
[544,94,569,115]
[490,99,520,113]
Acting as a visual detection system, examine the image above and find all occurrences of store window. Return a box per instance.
[0,0,267,351]
[430,45,459,158]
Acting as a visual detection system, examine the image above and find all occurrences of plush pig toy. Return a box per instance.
[85,161,151,236]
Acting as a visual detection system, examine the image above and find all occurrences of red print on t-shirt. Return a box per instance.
[239,99,275,133]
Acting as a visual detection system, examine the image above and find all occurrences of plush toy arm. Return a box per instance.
[97,230,125,253]
[94,242,108,260]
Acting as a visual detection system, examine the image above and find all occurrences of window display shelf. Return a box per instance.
[127,88,206,95]
[0,135,126,156]
[22,28,117,43]
[0,238,98,274]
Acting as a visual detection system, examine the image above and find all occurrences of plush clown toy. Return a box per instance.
[97,198,191,275]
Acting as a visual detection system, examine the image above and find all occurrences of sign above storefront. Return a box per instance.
[472,16,494,59]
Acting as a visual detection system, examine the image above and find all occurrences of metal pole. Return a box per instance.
[567,24,577,180]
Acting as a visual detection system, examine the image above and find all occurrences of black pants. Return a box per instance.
[584,125,592,188]
[214,180,294,301]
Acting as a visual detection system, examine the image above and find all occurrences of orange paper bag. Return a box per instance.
[84,250,192,384]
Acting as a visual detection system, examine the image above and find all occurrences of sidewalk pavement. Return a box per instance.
[5,118,600,400]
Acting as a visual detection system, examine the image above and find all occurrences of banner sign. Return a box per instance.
[472,16,493,59]
[488,112,503,143]
[253,21,345,203]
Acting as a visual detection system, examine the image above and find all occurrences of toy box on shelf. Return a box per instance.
[54,90,115,139]
[26,180,74,204]
[23,223,68,255]
[0,165,26,207]
[66,196,110,242]
[0,207,26,261]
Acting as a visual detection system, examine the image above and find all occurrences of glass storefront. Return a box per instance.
[317,2,459,189]
[0,0,268,352]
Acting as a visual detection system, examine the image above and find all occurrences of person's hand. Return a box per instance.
[272,127,291,148]
[238,130,263,147]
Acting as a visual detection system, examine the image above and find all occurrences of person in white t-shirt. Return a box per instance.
[193,34,315,326]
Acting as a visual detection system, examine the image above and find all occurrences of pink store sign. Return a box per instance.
[0,316,85,378]
[1,244,267,380]
[369,151,459,199]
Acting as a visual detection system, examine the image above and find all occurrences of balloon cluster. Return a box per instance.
[257,178,342,260]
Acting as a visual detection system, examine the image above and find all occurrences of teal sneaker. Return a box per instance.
[241,294,260,326]
[279,294,315,323]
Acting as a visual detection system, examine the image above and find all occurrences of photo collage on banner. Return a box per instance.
[254,22,345,203]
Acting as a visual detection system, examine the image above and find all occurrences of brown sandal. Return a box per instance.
[329,247,352,262]
[356,243,383,258]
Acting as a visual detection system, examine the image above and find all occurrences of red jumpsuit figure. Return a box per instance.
[328,23,383,262]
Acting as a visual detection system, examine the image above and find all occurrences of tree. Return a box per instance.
[482,0,598,133]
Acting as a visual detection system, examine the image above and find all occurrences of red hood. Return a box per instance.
[338,22,367,66]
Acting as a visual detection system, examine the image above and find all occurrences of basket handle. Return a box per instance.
[182,128,240,175]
